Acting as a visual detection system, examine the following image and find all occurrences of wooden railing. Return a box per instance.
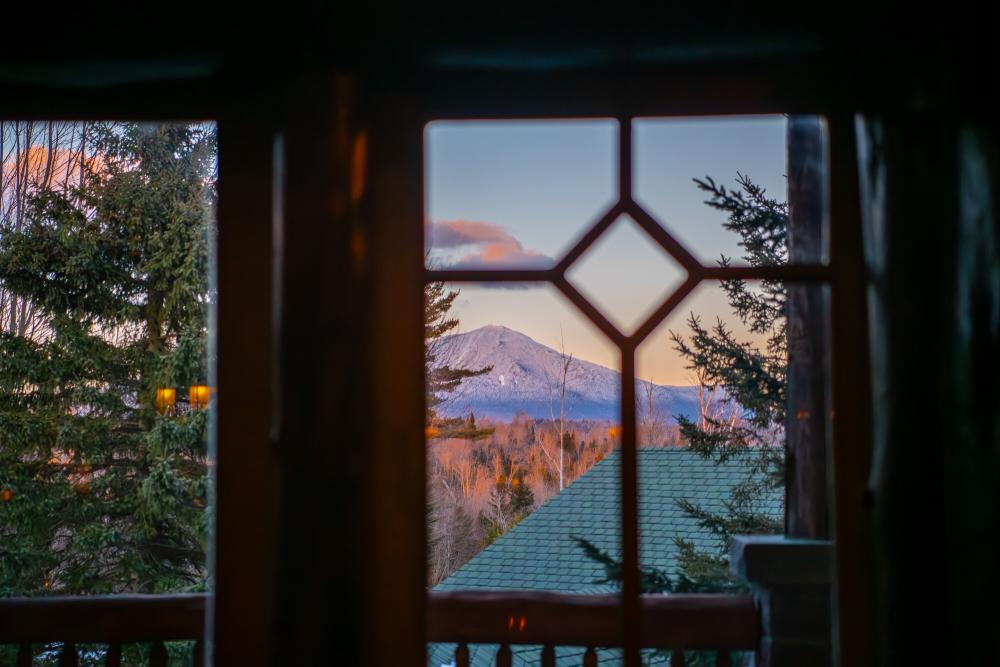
[0,590,759,666]
[0,593,208,666]
[428,591,759,667]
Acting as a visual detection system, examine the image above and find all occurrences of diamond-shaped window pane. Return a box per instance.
[565,214,687,335]
[424,120,617,270]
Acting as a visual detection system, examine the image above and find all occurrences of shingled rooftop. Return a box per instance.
[430,448,783,666]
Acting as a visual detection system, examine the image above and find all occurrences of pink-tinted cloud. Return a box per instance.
[426,220,552,269]
[428,219,513,247]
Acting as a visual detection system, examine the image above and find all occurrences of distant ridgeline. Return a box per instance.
[430,325,701,422]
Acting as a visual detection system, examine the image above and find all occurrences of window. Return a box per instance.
[0,120,217,665]
[423,114,831,666]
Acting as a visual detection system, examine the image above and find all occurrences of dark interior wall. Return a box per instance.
[860,114,1000,666]
[0,3,994,115]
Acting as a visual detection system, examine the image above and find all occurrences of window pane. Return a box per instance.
[426,283,621,593]
[565,213,687,334]
[424,120,617,270]
[0,121,215,662]
[634,115,828,267]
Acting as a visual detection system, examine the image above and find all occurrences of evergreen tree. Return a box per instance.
[424,281,492,437]
[0,122,216,596]
[667,173,786,583]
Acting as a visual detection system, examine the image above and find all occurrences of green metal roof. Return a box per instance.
[436,448,781,593]
[429,448,781,667]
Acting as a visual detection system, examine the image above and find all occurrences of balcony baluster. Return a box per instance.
[58,642,78,667]
[107,643,122,667]
[455,642,470,667]
[149,640,168,667]
[495,643,512,667]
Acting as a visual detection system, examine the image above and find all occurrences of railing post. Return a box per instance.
[455,643,470,667]
[17,643,30,667]
[730,536,833,667]
[149,641,167,667]
[495,644,512,667]
[57,643,78,667]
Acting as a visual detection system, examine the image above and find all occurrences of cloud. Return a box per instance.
[428,219,513,248]
[426,220,553,270]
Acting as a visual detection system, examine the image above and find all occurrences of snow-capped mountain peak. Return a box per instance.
[430,325,699,421]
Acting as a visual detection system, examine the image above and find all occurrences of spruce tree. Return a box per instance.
[0,122,216,596]
[667,173,786,585]
[424,281,492,437]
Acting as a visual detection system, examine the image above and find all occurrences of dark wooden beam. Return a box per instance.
[0,595,207,643]
[213,107,281,667]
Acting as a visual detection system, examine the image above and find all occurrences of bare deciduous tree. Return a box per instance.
[638,377,666,447]
[1,121,91,339]
[688,367,743,432]
[543,330,576,491]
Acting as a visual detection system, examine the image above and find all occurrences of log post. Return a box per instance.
[785,115,831,539]
[730,536,833,667]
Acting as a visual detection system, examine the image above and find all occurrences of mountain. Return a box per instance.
[430,325,701,422]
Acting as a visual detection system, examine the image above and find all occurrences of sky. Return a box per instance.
[425,116,788,385]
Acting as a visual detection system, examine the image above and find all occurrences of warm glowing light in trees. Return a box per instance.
[189,385,211,410]
[155,387,176,415]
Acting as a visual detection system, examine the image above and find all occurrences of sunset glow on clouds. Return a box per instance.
[2,146,85,181]
[426,219,553,269]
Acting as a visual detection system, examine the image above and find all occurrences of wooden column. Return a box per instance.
[214,108,281,666]
[362,90,427,667]
[270,73,370,665]
[785,115,831,539]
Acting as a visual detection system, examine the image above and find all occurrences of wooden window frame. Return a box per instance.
[364,65,874,667]
[0,86,282,665]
